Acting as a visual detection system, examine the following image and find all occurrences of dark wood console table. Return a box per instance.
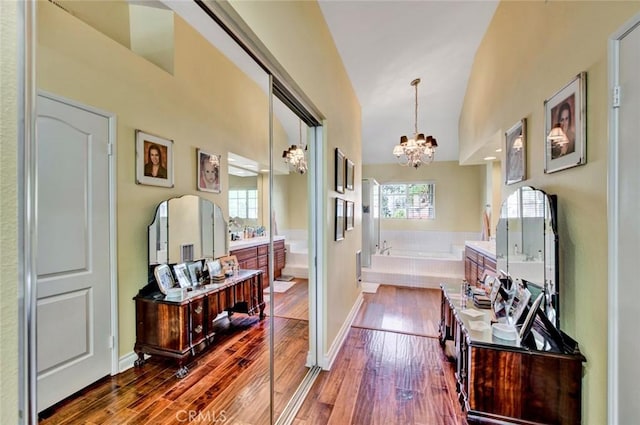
[134,269,264,378]
[439,283,585,424]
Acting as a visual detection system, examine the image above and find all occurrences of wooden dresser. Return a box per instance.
[134,269,264,378]
[439,283,585,424]
[230,238,286,283]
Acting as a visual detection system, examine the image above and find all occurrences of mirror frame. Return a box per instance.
[496,186,560,329]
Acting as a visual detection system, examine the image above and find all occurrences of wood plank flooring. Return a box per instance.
[268,278,308,321]
[352,285,441,337]
[39,284,465,425]
[38,315,309,425]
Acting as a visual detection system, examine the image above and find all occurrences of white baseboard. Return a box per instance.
[119,351,142,373]
[320,292,364,370]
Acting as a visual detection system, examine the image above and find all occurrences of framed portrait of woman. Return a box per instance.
[135,130,174,187]
[197,149,221,193]
[544,72,586,173]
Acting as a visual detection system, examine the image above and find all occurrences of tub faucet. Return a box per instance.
[380,241,392,255]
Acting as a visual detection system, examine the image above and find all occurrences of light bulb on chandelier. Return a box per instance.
[282,119,308,174]
[392,78,438,168]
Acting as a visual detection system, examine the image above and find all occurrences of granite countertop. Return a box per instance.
[229,235,285,250]
[465,240,496,258]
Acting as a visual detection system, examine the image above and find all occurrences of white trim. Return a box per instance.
[320,292,363,370]
[118,352,144,373]
[607,12,640,425]
[308,125,323,368]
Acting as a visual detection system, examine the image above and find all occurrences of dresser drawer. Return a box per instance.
[258,244,268,256]
[190,297,206,346]
[231,246,258,262]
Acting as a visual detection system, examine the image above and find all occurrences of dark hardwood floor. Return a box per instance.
[39,284,465,425]
[268,278,308,321]
[352,285,441,337]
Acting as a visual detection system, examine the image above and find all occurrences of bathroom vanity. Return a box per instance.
[464,241,496,285]
[230,236,286,283]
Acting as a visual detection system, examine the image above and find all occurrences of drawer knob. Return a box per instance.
[194,305,203,315]
[194,325,203,334]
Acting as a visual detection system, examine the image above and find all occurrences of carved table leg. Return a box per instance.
[134,352,146,367]
[259,302,265,320]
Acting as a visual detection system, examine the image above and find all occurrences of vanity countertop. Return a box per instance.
[465,240,496,258]
[229,235,285,251]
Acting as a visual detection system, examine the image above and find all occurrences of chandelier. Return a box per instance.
[282,119,307,174]
[392,78,438,168]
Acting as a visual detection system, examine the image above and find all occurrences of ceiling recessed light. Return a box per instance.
[483,156,497,161]
[495,148,502,153]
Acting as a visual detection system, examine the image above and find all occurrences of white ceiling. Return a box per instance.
[318,0,499,165]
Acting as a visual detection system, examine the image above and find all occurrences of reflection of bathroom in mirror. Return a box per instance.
[496,186,559,328]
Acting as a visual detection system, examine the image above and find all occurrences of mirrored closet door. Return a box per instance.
[30,1,316,424]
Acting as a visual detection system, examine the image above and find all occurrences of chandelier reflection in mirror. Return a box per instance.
[393,78,438,168]
[282,119,307,174]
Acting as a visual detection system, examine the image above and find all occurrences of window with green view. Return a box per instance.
[380,183,435,219]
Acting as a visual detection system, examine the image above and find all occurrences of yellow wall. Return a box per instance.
[459,2,640,423]
[0,1,19,422]
[37,1,272,356]
[363,162,484,232]
[229,0,362,353]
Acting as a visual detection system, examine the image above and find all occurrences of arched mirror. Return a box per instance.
[148,195,227,268]
[495,186,559,328]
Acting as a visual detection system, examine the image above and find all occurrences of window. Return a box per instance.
[380,183,435,219]
[228,189,258,219]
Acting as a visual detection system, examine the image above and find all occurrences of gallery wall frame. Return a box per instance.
[505,118,526,185]
[346,158,354,191]
[335,198,345,241]
[544,72,587,173]
[197,149,221,193]
[136,129,174,187]
[335,148,345,194]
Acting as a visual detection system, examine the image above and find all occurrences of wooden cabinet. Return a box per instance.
[134,270,264,378]
[230,239,287,284]
[465,245,496,285]
[439,283,585,424]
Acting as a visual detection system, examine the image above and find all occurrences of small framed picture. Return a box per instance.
[154,264,175,294]
[335,148,345,194]
[206,259,222,277]
[136,130,174,187]
[197,149,221,193]
[346,158,355,191]
[173,263,192,288]
[219,255,239,275]
[187,261,203,285]
[346,200,354,231]
[544,72,587,173]
[335,198,345,241]
[505,119,526,185]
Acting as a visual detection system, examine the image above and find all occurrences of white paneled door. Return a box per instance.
[36,94,113,411]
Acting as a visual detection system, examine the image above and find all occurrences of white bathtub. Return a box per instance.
[362,232,466,288]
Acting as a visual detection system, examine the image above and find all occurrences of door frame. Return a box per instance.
[25,88,119,418]
[607,11,640,425]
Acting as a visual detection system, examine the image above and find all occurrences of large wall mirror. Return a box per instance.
[32,0,313,423]
[496,186,559,328]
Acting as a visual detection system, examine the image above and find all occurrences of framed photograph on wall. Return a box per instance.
[346,200,354,230]
[335,148,345,194]
[197,149,221,193]
[335,198,345,241]
[136,130,174,187]
[505,118,526,185]
[544,72,587,173]
[346,158,355,191]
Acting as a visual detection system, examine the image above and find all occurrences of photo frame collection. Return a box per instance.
[334,148,356,241]
[135,129,222,193]
[502,71,587,181]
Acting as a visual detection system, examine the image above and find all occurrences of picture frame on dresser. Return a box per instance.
[154,264,175,294]
[173,263,192,288]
